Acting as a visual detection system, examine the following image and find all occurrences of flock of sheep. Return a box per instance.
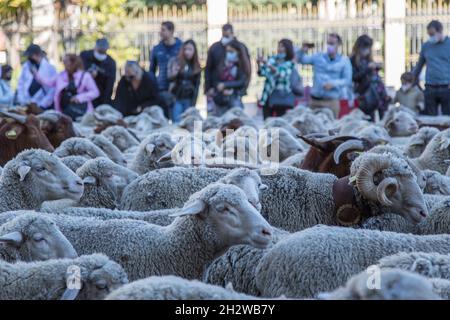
[1,102,450,300]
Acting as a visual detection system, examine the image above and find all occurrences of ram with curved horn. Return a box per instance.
[0,111,54,166]
[299,134,372,178]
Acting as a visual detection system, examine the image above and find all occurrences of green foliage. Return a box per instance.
[0,0,31,17]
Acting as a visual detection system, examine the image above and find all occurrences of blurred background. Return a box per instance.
[1,0,450,103]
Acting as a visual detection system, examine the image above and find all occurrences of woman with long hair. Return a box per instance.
[210,39,251,116]
[33,53,99,120]
[167,39,202,123]
[258,39,297,119]
[351,34,389,120]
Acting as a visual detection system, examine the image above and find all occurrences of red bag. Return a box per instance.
[339,99,358,119]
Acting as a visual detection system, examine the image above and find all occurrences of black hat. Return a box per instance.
[23,44,43,57]
[95,38,109,50]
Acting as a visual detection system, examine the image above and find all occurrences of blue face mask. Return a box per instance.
[226,51,238,63]
[276,53,287,60]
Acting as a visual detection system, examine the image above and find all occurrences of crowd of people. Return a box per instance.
[0,19,449,122]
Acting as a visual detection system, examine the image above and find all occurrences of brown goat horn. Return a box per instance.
[0,110,27,124]
[333,139,366,165]
[356,156,391,202]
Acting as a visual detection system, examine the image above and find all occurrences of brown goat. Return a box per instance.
[0,111,54,166]
[299,135,371,178]
[38,111,80,148]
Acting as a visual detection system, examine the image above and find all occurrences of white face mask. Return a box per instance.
[401,84,412,92]
[94,51,107,61]
[221,36,233,46]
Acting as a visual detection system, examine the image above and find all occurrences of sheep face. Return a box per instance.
[8,150,84,202]
[54,137,108,160]
[357,125,390,146]
[102,127,139,152]
[63,257,129,300]
[89,135,127,167]
[385,111,419,137]
[0,214,78,261]
[423,170,450,195]
[142,133,175,167]
[175,184,272,250]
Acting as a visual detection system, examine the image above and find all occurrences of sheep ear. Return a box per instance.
[440,138,450,151]
[17,165,31,182]
[259,184,269,191]
[145,143,156,155]
[82,176,97,185]
[0,231,24,247]
[170,200,206,217]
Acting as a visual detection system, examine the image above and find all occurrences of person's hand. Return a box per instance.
[223,89,233,96]
[70,96,80,104]
[268,64,277,73]
[30,65,38,76]
[217,83,225,92]
[89,69,98,78]
[368,62,377,69]
[323,83,334,91]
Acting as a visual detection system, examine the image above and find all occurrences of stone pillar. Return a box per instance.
[207,0,228,47]
[384,0,406,88]
[31,0,58,65]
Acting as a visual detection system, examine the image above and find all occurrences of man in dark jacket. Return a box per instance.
[149,21,183,118]
[113,61,160,117]
[80,38,116,107]
[205,24,251,99]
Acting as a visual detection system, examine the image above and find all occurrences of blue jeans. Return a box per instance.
[172,99,192,123]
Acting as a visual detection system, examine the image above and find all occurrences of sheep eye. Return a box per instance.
[35,167,46,172]
[33,233,44,242]
[95,281,107,290]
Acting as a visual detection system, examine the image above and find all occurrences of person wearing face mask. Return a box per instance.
[258,39,300,119]
[80,38,117,107]
[394,72,424,114]
[350,35,390,120]
[167,40,202,123]
[208,40,251,116]
[16,44,57,110]
[0,65,14,107]
[413,20,450,116]
[113,61,160,116]
[205,24,251,114]
[297,33,352,119]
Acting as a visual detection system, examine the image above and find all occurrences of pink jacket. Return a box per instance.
[36,70,100,113]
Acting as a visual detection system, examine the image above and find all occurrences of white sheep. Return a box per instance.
[422,170,450,195]
[0,213,77,262]
[88,134,127,166]
[0,254,128,300]
[382,106,419,137]
[0,183,272,281]
[0,149,84,212]
[60,156,89,173]
[258,128,305,163]
[265,118,300,137]
[101,126,140,152]
[290,110,329,136]
[319,268,441,300]
[54,137,108,160]
[129,132,175,174]
[76,157,138,209]
[411,128,450,174]
[105,276,257,300]
[255,225,450,298]
[141,106,169,128]
[404,127,440,158]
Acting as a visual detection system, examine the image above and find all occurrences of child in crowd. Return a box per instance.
[394,72,425,114]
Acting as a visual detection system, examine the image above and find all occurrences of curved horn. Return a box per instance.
[0,110,27,124]
[376,177,399,207]
[333,139,366,165]
[356,156,391,202]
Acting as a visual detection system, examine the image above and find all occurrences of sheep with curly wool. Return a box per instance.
[383,106,419,137]
[88,134,127,167]
[60,156,89,173]
[101,126,140,152]
[76,157,138,209]
[0,253,128,300]
[0,213,77,262]
[259,128,305,163]
[290,111,328,136]
[411,128,450,174]
[105,275,257,300]
[181,107,202,121]
[53,137,109,160]
[0,183,272,281]
[378,252,450,280]
[120,168,265,212]
[255,225,450,298]
[404,127,440,158]
[422,170,450,195]
[203,116,222,131]
[0,149,84,212]
[318,268,441,300]
[203,227,289,296]
[129,132,175,174]
[265,118,300,137]
[142,106,169,128]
